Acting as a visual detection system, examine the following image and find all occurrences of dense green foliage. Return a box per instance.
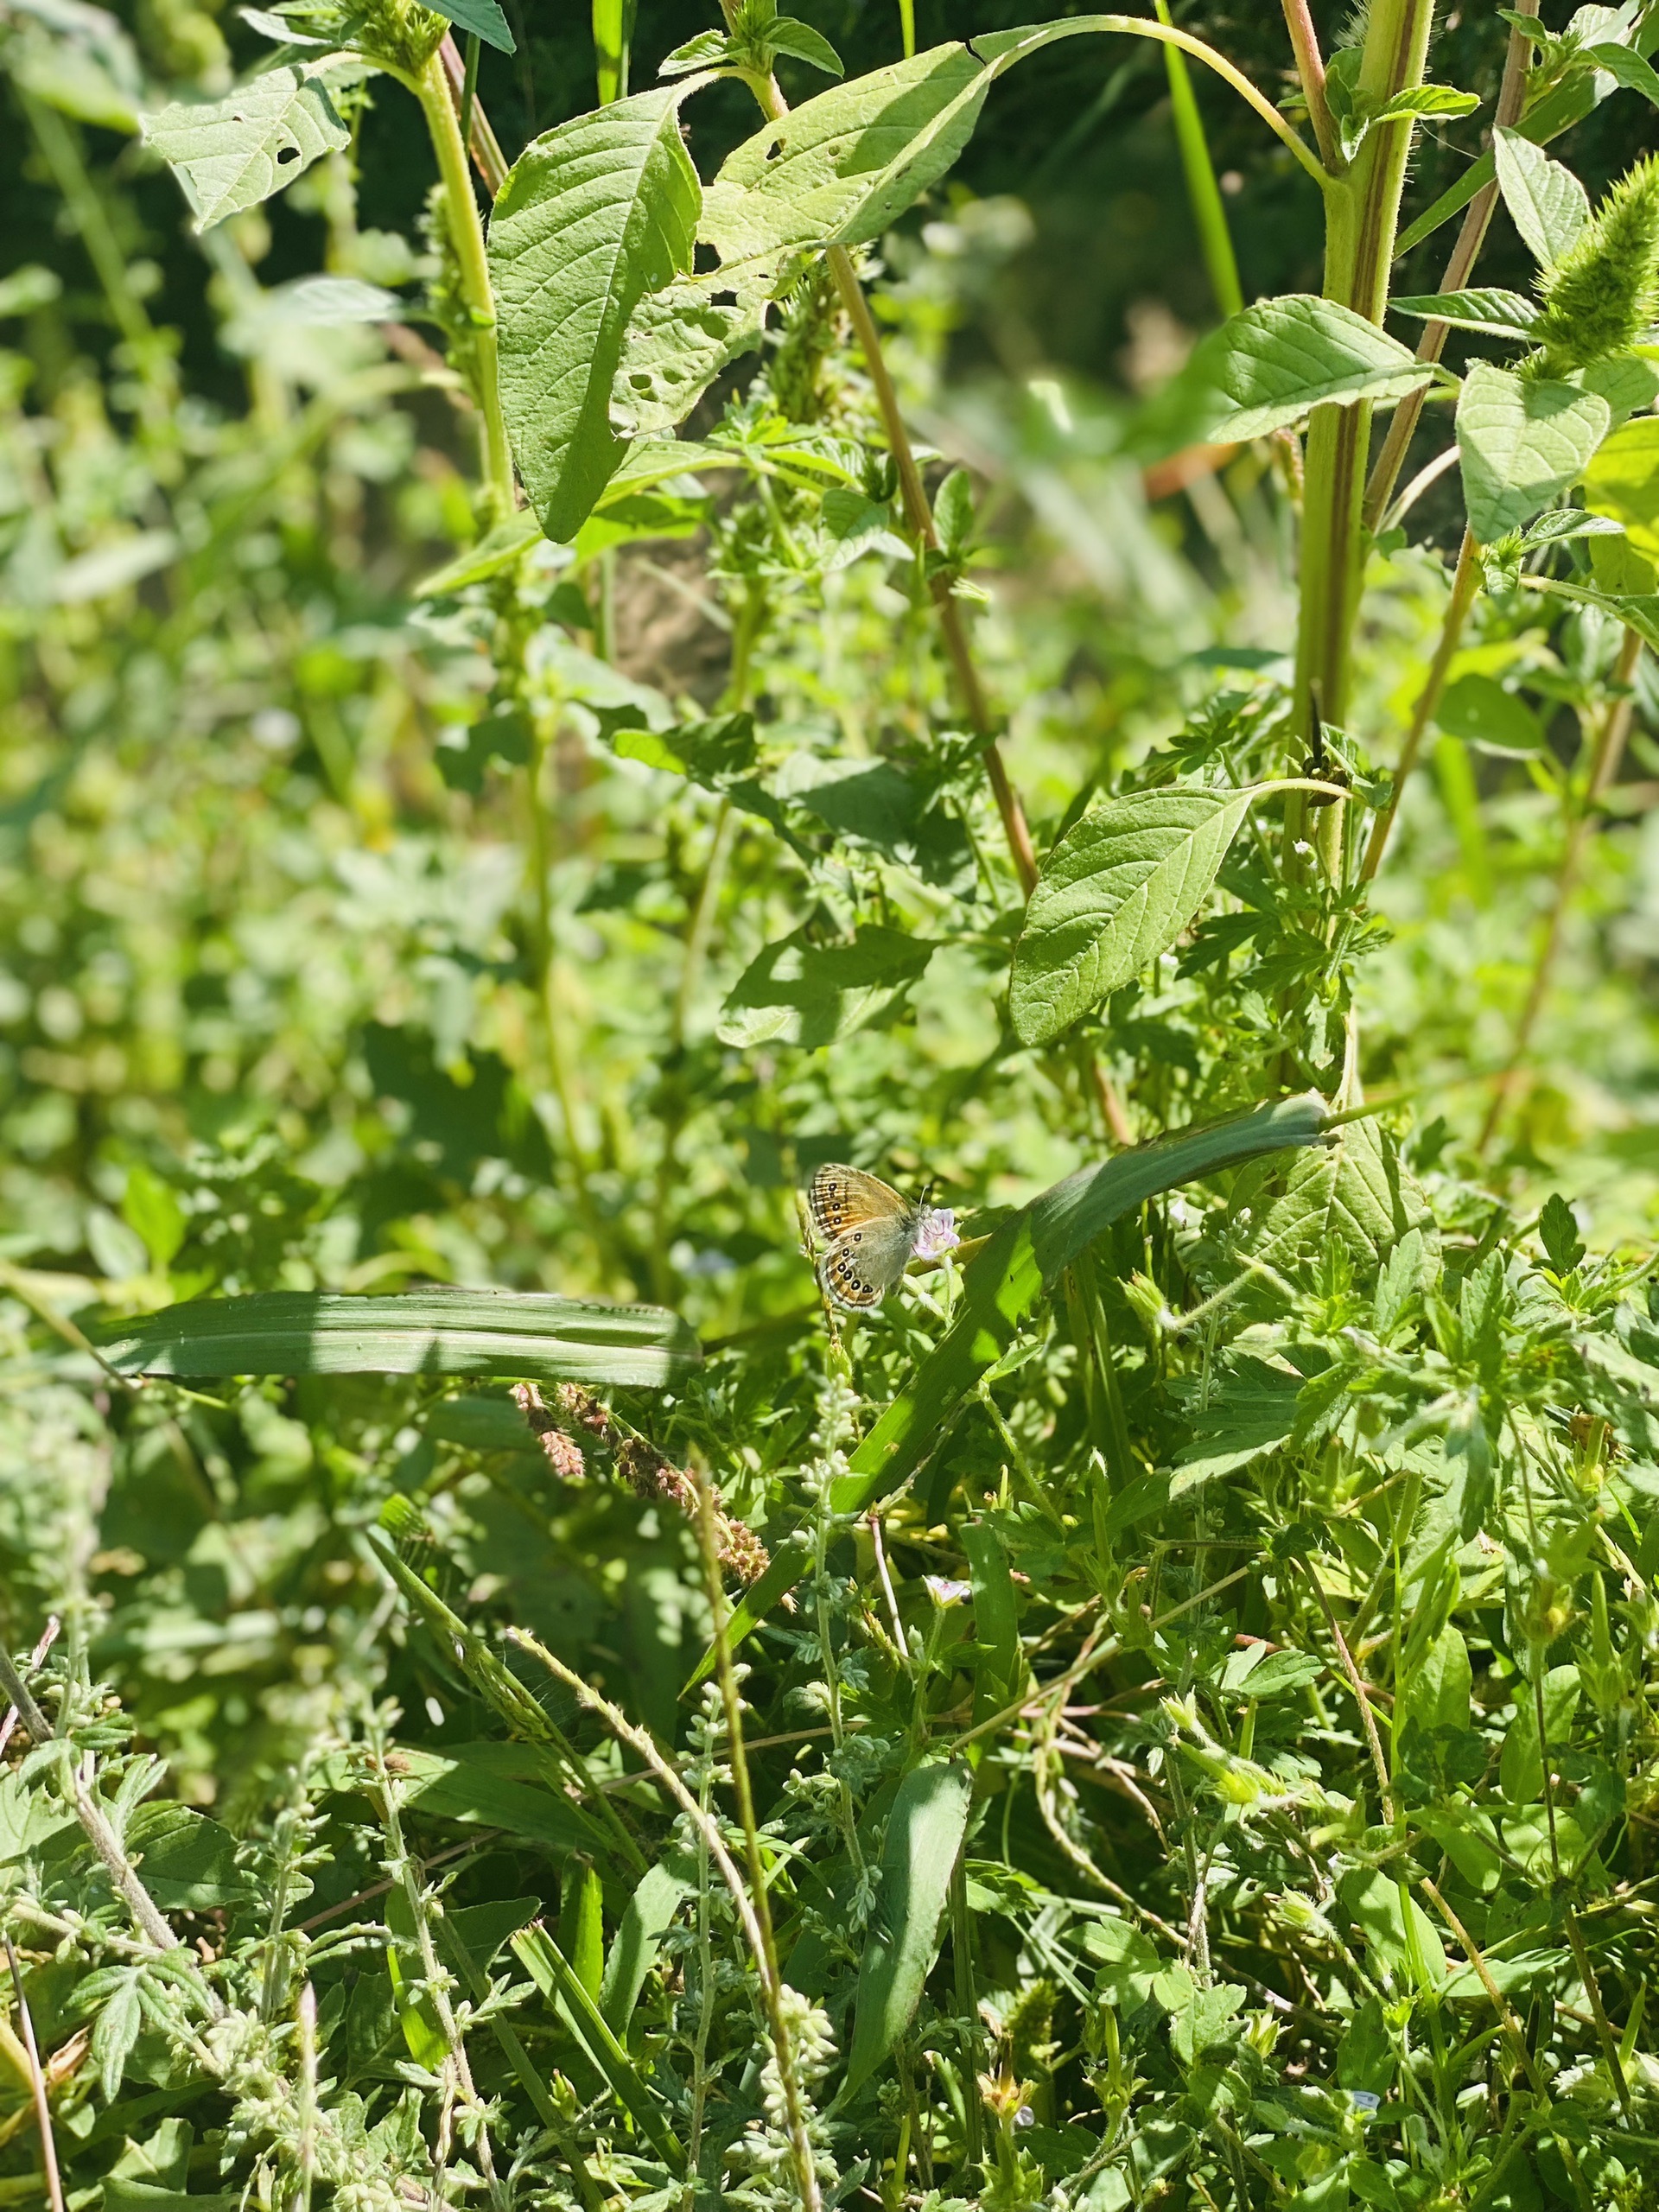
[10,3,1659,2209]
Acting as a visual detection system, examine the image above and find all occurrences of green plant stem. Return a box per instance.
[415,48,514,522]
[1154,0,1244,320]
[898,0,916,60]
[3,1939,64,2212]
[1279,0,1338,170]
[1477,623,1643,1153]
[1363,0,1541,530]
[459,30,481,153]
[511,1618,824,2212]
[369,1736,510,2212]
[1359,527,1481,882]
[1562,1909,1635,2120]
[692,1470,823,2212]
[594,0,632,103]
[440,33,509,194]
[1293,0,1438,816]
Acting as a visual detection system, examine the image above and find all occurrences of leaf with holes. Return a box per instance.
[142,60,356,231]
[490,86,704,540]
[1011,787,1256,1047]
[1457,361,1610,543]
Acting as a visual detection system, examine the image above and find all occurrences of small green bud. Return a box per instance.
[1533,155,1659,373]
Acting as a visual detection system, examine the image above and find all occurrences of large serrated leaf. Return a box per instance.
[1249,1115,1432,1271]
[141,60,354,231]
[490,86,702,540]
[94,1287,701,1386]
[610,270,771,440]
[1493,126,1591,268]
[845,1759,973,2091]
[1169,295,1433,445]
[1011,787,1255,1047]
[1456,361,1610,545]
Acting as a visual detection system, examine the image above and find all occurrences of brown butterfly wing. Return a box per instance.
[807,1164,909,1242]
[817,1235,892,1310]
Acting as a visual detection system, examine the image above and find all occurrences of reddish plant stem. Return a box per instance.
[1279,0,1338,170]
[1363,0,1540,529]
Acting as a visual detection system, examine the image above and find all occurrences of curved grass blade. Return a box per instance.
[94,1287,701,1388]
[830,1091,1329,1516]
[684,1096,1327,1693]
[512,1923,686,2172]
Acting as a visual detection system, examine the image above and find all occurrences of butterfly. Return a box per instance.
[806,1163,959,1310]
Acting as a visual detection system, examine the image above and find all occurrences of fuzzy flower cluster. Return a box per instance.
[1533,155,1659,374]
[511,1382,770,1582]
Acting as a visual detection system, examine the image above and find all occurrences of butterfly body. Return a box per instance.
[806,1163,958,1310]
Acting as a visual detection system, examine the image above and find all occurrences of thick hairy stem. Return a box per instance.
[1360,528,1481,881]
[1478,625,1644,1150]
[1363,0,1541,529]
[416,49,515,520]
[1294,0,1438,756]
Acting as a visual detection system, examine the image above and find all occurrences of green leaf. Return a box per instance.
[141,61,354,232]
[414,511,543,598]
[1164,296,1433,447]
[1400,1625,1472,1735]
[94,1287,701,1387]
[1251,1116,1431,1271]
[1365,83,1479,121]
[610,270,771,441]
[127,1805,257,1908]
[660,30,728,76]
[425,0,514,56]
[92,1976,143,2101]
[1435,671,1542,755]
[1079,1916,1161,2006]
[1170,1357,1300,1495]
[830,1093,1329,1516]
[715,923,938,1048]
[1010,786,1256,1048]
[1456,361,1610,544]
[600,1857,694,2032]
[1395,60,1615,258]
[1538,1191,1586,1272]
[1389,287,1541,340]
[1493,125,1591,268]
[491,87,703,541]
[1584,41,1659,105]
[1338,1869,1446,1992]
[121,1164,186,1268]
[845,1758,973,2092]
[769,16,844,75]
[1499,1664,1580,1804]
[1585,413,1659,562]
[512,1924,687,2170]
[612,712,758,783]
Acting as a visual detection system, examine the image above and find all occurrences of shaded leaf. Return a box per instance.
[1457,362,1610,544]
[716,923,937,1047]
[425,0,513,55]
[600,1857,694,2033]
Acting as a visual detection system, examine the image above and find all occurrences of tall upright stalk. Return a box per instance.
[415,49,515,522]
[1294,0,1438,766]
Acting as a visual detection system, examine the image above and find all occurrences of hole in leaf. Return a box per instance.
[276,143,300,165]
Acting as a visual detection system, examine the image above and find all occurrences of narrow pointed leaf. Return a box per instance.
[491,86,703,540]
[512,1925,686,2171]
[844,1759,974,2091]
[1389,288,1540,339]
[94,1287,701,1386]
